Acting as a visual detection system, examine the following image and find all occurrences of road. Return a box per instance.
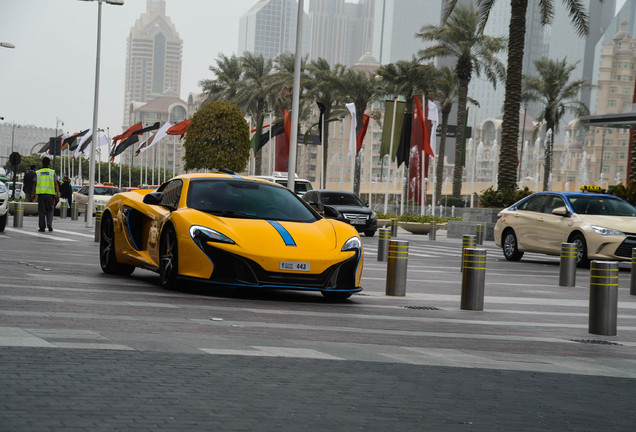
[1,215,636,431]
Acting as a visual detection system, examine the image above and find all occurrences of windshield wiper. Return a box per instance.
[204,209,260,219]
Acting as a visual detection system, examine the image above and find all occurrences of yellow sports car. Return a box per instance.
[494,190,636,267]
[99,171,363,299]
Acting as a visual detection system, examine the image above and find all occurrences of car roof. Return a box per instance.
[528,191,618,199]
[310,189,357,195]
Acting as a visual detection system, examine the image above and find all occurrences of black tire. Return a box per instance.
[321,291,353,300]
[502,229,523,261]
[0,213,6,232]
[364,230,376,237]
[100,213,135,275]
[571,232,590,268]
[160,225,179,290]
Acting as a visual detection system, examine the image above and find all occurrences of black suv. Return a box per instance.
[304,190,377,237]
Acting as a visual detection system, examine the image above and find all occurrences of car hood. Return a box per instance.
[574,214,636,232]
[328,204,373,215]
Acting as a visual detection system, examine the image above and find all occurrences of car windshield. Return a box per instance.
[567,196,636,216]
[94,187,121,196]
[187,179,319,222]
[320,192,363,207]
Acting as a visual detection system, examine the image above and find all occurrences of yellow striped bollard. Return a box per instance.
[461,248,487,310]
[461,234,477,271]
[631,248,636,296]
[94,207,103,242]
[559,242,577,287]
[588,261,619,336]
[13,201,24,228]
[385,239,409,296]
[475,224,485,245]
[377,228,391,262]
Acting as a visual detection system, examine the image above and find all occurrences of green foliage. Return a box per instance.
[478,186,533,208]
[610,180,636,205]
[374,211,459,223]
[184,101,250,172]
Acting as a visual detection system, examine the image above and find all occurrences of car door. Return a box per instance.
[511,194,548,252]
[535,195,570,254]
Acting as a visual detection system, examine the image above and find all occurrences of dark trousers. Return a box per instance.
[37,194,55,231]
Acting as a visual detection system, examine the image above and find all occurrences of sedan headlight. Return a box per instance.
[342,236,362,251]
[189,225,235,245]
[370,212,377,221]
[591,225,625,236]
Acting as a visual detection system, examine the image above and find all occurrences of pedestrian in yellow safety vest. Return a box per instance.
[32,157,60,232]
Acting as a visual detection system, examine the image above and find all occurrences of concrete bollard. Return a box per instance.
[13,201,23,228]
[588,260,619,336]
[429,221,437,241]
[71,202,79,220]
[631,248,636,296]
[461,234,477,271]
[385,239,409,296]
[559,242,577,287]
[94,209,103,242]
[475,224,485,245]
[390,218,398,237]
[60,200,68,219]
[461,248,487,310]
[377,228,391,262]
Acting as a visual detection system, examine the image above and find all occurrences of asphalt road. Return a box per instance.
[1,214,636,431]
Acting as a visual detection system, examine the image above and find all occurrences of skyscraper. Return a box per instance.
[122,0,183,129]
[238,0,310,60]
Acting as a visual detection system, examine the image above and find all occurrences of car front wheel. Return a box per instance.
[0,213,6,232]
[160,225,179,290]
[100,213,135,275]
[571,233,590,268]
[502,229,523,261]
[321,290,353,300]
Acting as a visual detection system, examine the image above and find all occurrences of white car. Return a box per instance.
[0,181,8,232]
[73,184,122,213]
[8,181,26,201]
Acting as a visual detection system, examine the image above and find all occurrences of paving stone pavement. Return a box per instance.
[1,215,636,431]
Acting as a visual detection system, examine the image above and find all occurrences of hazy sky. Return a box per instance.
[1,0,262,136]
[0,0,628,138]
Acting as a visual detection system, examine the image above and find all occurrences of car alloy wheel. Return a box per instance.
[99,213,134,275]
[502,229,523,261]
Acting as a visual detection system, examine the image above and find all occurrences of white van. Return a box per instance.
[254,172,313,197]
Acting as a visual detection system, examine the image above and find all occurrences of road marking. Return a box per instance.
[4,227,77,241]
[200,346,343,360]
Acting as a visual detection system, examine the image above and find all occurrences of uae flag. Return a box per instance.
[166,119,191,138]
[408,95,432,205]
[62,129,89,151]
[275,110,291,172]
[356,114,372,154]
[380,100,406,160]
[110,122,160,159]
[136,122,173,156]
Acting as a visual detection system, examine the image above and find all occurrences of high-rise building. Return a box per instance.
[238,0,310,60]
[308,0,374,67]
[122,0,183,129]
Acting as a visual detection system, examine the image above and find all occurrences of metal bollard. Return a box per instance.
[13,201,23,228]
[94,209,103,242]
[588,260,619,336]
[377,228,391,262]
[461,248,487,310]
[84,203,88,222]
[71,202,78,220]
[429,221,437,241]
[461,234,477,271]
[475,224,485,245]
[631,248,636,296]
[60,200,68,219]
[390,218,398,237]
[559,242,577,287]
[385,239,409,296]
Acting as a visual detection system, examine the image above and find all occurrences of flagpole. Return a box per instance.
[286,0,303,195]
[172,135,176,177]
[368,127,373,206]
[384,97,398,214]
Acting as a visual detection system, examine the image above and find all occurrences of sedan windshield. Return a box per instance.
[320,192,363,207]
[568,196,636,216]
[187,179,319,222]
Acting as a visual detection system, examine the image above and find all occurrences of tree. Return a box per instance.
[443,0,589,193]
[305,58,346,188]
[199,54,242,103]
[184,101,250,172]
[523,57,590,190]
[418,3,506,197]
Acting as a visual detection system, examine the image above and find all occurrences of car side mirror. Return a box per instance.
[363,201,369,207]
[322,205,340,219]
[143,191,163,205]
[552,206,569,217]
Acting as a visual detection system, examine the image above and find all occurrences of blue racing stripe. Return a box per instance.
[267,220,296,246]
[231,174,243,179]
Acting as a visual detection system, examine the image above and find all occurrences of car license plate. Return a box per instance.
[280,261,311,272]
[350,219,365,225]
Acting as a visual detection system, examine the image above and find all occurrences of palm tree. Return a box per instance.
[523,57,590,191]
[418,3,506,197]
[442,0,589,193]
[199,54,242,103]
[305,58,346,188]
[338,69,378,196]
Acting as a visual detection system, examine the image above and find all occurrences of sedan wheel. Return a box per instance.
[100,213,135,275]
[160,226,179,290]
[571,233,590,268]
[502,229,523,261]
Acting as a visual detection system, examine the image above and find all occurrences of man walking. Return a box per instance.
[23,165,36,202]
[31,157,59,232]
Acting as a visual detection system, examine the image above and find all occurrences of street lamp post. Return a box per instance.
[81,0,123,228]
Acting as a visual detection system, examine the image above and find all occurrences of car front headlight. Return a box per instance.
[591,225,625,236]
[342,236,362,252]
[189,225,235,245]
[95,199,107,206]
[370,212,377,221]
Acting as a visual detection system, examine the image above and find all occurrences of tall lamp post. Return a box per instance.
[80,0,123,228]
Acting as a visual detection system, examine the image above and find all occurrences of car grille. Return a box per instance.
[343,213,368,222]
[614,232,636,258]
[200,244,360,290]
